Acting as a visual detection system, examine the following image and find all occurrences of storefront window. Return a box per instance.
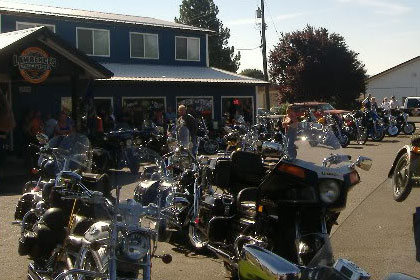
[176,97,213,123]
[122,97,165,128]
[221,97,254,124]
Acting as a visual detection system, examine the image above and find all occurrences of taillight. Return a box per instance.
[31,168,39,175]
[349,170,360,185]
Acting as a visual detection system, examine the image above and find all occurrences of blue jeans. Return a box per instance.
[191,135,198,157]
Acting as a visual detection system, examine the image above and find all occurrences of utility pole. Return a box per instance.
[261,0,270,110]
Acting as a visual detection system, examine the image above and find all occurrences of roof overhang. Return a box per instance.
[0,26,113,79]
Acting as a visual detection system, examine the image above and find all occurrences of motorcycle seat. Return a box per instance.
[230,151,265,193]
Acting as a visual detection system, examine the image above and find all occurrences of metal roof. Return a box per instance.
[367,56,420,82]
[0,25,42,50]
[0,1,214,33]
[1,26,113,79]
[98,63,268,85]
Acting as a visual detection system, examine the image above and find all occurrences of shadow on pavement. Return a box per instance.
[380,139,401,143]
[168,231,218,260]
[0,175,28,196]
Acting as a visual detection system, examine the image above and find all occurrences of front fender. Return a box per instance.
[388,145,420,178]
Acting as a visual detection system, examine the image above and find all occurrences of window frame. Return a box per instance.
[221,96,255,124]
[129,32,159,60]
[16,21,56,32]
[175,36,200,62]
[76,27,110,57]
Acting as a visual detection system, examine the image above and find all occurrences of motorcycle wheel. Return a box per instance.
[387,126,400,137]
[339,132,350,148]
[309,140,318,147]
[203,139,219,155]
[403,122,416,135]
[392,153,413,202]
[371,128,385,142]
[356,128,368,145]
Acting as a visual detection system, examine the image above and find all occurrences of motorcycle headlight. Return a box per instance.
[319,180,340,204]
[126,139,133,146]
[120,232,149,261]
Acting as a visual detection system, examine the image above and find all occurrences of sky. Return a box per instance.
[11,0,420,76]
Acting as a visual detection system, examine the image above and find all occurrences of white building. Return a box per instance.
[366,56,420,105]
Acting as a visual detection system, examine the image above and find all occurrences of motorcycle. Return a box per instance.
[388,133,420,201]
[187,124,372,278]
[197,117,219,155]
[342,112,368,145]
[376,108,400,137]
[392,109,416,135]
[90,128,143,174]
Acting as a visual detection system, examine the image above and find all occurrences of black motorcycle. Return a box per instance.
[90,129,142,174]
[342,111,368,145]
[188,125,372,278]
[392,109,416,135]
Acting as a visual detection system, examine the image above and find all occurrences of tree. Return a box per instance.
[269,25,367,108]
[175,0,240,72]
[240,68,265,80]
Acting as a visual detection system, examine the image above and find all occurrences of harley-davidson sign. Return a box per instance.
[13,47,56,84]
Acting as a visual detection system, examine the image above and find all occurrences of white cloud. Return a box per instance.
[337,0,411,15]
[225,12,304,26]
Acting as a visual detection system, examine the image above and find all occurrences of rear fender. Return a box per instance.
[388,145,420,178]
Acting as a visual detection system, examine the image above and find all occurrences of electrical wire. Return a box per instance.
[265,0,282,41]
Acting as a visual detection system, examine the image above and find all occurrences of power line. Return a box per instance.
[265,0,281,42]
[237,45,262,51]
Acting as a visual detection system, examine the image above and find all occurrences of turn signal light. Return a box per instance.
[257,205,264,213]
[278,164,305,179]
[349,171,360,185]
[411,146,420,154]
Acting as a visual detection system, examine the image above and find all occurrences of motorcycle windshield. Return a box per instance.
[289,122,347,167]
[47,133,92,172]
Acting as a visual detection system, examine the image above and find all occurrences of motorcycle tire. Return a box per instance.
[339,132,350,148]
[387,126,400,137]
[392,153,413,202]
[203,139,219,155]
[371,129,385,142]
[356,128,368,145]
[403,122,416,135]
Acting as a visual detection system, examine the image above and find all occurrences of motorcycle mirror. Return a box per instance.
[158,254,172,264]
[355,156,373,171]
[36,133,49,145]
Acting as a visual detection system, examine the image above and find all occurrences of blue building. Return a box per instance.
[1,2,266,133]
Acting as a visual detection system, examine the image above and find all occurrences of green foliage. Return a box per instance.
[175,0,241,72]
[268,25,367,109]
[240,68,265,80]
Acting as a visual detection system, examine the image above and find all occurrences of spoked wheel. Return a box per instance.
[338,132,350,148]
[392,153,413,202]
[371,128,385,142]
[203,139,219,154]
[403,122,416,135]
[356,128,368,145]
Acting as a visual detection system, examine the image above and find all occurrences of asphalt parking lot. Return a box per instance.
[1,133,420,279]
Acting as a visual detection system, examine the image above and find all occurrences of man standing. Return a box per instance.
[390,96,399,110]
[177,104,198,156]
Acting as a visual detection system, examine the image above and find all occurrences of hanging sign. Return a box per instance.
[13,47,56,84]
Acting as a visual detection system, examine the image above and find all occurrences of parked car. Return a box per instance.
[289,102,349,119]
[402,97,420,116]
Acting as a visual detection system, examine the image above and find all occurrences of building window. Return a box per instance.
[76,28,110,57]
[130,33,159,59]
[176,97,213,123]
[16,21,55,32]
[122,97,166,128]
[221,97,254,124]
[175,36,200,61]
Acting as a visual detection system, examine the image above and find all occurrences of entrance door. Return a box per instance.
[221,96,254,124]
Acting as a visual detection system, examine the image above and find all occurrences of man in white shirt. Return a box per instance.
[390,96,399,110]
[381,97,390,111]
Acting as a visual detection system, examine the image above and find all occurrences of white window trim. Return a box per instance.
[94,97,114,112]
[16,21,56,32]
[176,96,214,119]
[129,32,159,60]
[122,96,167,112]
[76,27,110,57]
[175,36,200,62]
[221,96,255,124]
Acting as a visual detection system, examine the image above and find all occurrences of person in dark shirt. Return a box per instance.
[177,105,198,156]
